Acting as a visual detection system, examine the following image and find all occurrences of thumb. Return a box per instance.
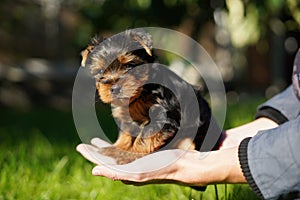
[92,165,120,180]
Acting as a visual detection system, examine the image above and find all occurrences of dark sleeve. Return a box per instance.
[238,116,300,200]
[255,86,300,124]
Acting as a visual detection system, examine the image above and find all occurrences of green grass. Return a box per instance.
[0,97,266,200]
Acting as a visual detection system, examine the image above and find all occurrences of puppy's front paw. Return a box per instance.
[98,146,146,165]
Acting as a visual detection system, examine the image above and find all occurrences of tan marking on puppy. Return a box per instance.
[131,130,176,153]
[81,44,97,67]
[133,35,152,56]
[117,53,136,64]
[113,131,135,151]
[97,82,112,103]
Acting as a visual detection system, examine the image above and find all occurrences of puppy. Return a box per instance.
[81,30,217,164]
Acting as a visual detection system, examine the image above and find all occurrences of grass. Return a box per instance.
[0,96,265,200]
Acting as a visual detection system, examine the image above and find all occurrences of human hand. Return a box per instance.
[76,138,117,165]
[76,138,210,186]
[90,149,205,186]
[76,138,246,186]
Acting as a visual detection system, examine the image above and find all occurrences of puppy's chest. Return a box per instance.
[112,96,155,125]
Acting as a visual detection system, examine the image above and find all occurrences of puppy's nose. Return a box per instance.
[110,85,121,95]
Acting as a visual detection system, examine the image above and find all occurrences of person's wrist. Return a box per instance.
[222,147,246,184]
[201,147,246,184]
[175,150,211,186]
[192,150,232,185]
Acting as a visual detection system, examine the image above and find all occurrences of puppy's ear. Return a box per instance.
[131,30,153,56]
[81,36,105,67]
[81,48,90,67]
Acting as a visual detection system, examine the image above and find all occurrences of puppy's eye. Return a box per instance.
[94,74,102,82]
[125,62,136,69]
[94,70,104,81]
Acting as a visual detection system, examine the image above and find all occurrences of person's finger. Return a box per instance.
[76,144,101,164]
[91,138,112,148]
[76,144,117,165]
[76,143,98,152]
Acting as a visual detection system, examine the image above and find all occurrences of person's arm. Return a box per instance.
[85,141,246,186]
[76,116,277,187]
[76,115,278,187]
[238,116,300,200]
[219,117,278,149]
[76,86,299,192]
[76,117,280,186]
[78,117,300,200]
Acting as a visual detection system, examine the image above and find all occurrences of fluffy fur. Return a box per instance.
[81,30,215,164]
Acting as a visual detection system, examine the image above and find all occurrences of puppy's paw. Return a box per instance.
[98,146,147,165]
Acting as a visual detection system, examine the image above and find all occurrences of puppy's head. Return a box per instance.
[81,30,155,104]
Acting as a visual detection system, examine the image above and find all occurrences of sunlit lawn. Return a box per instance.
[0,96,264,200]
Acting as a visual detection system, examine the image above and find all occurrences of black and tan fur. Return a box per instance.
[81,30,216,164]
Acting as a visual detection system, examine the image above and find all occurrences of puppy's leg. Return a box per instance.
[97,131,147,164]
[131,128,177,153]
[113,131,135,150]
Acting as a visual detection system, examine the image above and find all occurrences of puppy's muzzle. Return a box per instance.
[110,85,122,95]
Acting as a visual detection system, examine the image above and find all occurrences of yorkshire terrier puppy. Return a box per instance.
[81,30,218,164]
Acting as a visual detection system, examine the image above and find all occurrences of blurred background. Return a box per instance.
[1,1,299,199]
[0,0,299,109]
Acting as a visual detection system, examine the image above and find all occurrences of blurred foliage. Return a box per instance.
[0,0,299,61]
[225,0,300,47]
[0,0,299,108]
[0,0,216,61]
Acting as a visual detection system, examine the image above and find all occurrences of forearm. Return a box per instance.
[173,147,246,186]
[218,117,278,150]
[205,147,246,184]
[197,117,278,185]
[200,117,279,185]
